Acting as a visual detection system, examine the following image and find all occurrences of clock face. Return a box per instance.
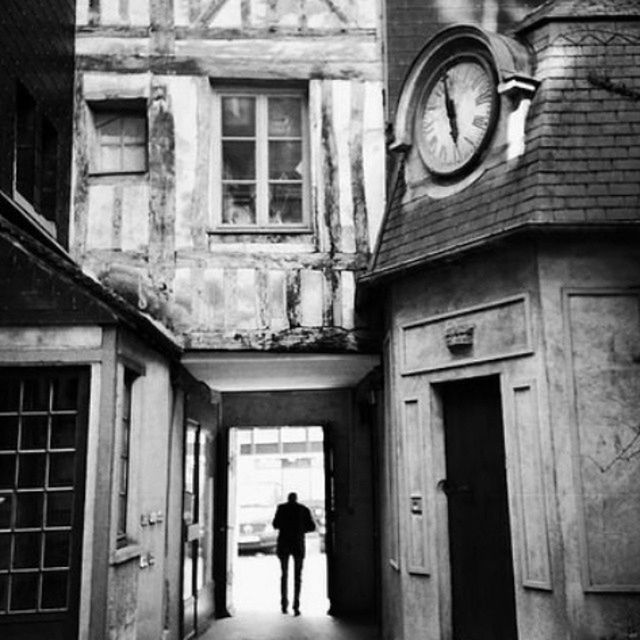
[416,56,498,177]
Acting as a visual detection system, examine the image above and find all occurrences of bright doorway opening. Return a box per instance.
[228,426,329,616]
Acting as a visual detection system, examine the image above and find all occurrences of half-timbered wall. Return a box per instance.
[71,0,385,352]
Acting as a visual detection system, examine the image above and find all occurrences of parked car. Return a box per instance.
[237,505,278,554]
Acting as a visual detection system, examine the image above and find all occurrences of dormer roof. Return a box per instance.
[516,0,640,33]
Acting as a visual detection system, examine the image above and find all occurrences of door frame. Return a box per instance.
[0,365,90,640]
[430,370,520,640]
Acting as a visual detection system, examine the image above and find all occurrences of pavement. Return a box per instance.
[199,535,379,640]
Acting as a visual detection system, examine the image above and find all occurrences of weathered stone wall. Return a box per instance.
[380,236,640,640]
[71,0,385,352]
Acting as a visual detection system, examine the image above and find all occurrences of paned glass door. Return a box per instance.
[182,420,214,639]
[0,367,88,640]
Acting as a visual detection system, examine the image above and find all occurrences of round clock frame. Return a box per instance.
[414,50,500,179]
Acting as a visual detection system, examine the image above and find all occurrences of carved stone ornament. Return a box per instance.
[445,324,475,352]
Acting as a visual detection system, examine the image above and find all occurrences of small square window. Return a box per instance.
[89,103,147,175]
[213,89,309,231]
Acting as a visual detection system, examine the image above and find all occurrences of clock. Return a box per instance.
[415,53,499,178]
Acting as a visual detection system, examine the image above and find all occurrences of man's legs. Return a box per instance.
[278,553,289,613]
[292,554,304,614]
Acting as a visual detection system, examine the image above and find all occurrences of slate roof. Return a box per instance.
[366,5,640,282]
[517,0,640,32]
[0,198,181,358]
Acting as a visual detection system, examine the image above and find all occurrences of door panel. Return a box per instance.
[0,368,89,640]
[441,376,517,640]
[182,420,215,639]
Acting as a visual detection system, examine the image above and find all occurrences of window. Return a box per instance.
[14,83,59,224]
[90,104,147,175]
[214,89,308,229]
[116,370,135,547]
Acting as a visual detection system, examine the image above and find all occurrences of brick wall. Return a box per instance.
[0,0,76,245]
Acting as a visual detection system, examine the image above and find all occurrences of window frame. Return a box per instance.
[211,86,311,233]
[87,100,148,177]
[13,82,59,234]
[114,366,141,550]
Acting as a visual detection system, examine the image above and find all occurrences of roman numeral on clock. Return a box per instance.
[472,115,489,130]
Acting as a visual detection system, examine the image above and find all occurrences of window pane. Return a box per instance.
[0,573,7,612]
[122,116,146,143]
[268,97,302,137]
[13,532,41,568]
[122,145,147,173]
[99,145,122,173]
[223,141,255,180]
[222,97,255,136]
[41,571,68,610]
[18,454,46,488]
[0,379,20,411]
[20,415,48,450]
[222,184,256,225]
[0,455,15,489]
[269,183,303,224]
[51,415,76,449]
[49,453,75,488]
[44,531,70,568]
[16,493,43,529]
[95,113,122,142]
[0,533,10,569]
[23,378,49,411]
[52,377,78,411]
[0,493,12,529]
[269,141,302,180]
[46,492,73,527]
[10,573,39,611]
[0,416,19,450]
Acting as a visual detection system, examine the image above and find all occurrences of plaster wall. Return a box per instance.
[106,329,175,640]
[536,238,640,639]
[382,237,640,640]
[71,0,386,353]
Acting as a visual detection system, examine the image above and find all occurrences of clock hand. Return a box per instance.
[443,73,459,144]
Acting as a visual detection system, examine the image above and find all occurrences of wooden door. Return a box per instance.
[0,367,89,640]
[181,420,214,638]
[323,426,336,611]
[441,376,517,640]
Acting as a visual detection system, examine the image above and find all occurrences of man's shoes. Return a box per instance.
[281,605,288,614]
[293,608,300,616]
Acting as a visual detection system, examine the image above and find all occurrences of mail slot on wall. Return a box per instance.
[410,493,423,515]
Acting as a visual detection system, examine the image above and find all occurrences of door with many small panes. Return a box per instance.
[0,368,89,640]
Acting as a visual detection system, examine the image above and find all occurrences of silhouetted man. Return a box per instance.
[272,492,316,615]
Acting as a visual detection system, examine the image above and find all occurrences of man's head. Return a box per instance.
[287,492,298,503]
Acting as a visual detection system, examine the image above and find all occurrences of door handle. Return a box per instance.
[437,479,472,497]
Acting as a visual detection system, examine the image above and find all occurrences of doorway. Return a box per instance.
[440,375,517,640]
[0,367,89,640]
[227,426,328,615]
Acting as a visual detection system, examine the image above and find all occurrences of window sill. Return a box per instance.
[88,172,148,185]
[208,225,312,235]
[110,543,142,566]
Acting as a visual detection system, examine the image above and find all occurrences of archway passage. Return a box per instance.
[214,389,377,622]
[229,425,328,616]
